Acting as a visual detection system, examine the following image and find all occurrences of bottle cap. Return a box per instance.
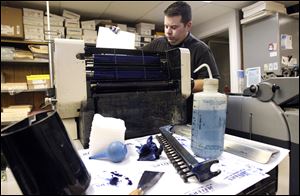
[203,78,218,85]
[203,78,218,91]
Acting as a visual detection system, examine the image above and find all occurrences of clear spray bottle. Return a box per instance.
[191,64,227,159]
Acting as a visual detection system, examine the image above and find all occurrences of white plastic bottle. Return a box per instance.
[191,64,227,159]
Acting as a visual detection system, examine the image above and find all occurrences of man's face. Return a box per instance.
[164,15,191,46]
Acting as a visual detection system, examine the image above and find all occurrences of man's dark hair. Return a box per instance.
[164,1,192,24]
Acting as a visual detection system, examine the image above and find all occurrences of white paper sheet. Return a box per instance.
[96,26,135,49]
[78,134,289,195]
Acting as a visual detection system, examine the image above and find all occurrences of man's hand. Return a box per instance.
[192,79,204,93]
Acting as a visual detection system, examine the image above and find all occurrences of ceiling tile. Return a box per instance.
[193,4,233,24]
[4,1,297,28]
[140,1,208,26]
[102,1,163,23]
[139,1,173,24]
[59,1,111,19]
[210,1,254,9]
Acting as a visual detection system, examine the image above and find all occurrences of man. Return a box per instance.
[143,1,220,92]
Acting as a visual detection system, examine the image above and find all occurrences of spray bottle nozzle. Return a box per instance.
[194,63,213,79]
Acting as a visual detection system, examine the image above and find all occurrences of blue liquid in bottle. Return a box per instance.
[191,109,226,159]
[191,63,227,160]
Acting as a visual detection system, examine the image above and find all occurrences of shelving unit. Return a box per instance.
[1,39,52,126]
[1,88,49,94]
[1,59,49,63]
[1,2,56,128]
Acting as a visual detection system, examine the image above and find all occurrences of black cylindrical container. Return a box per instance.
[1,111,91,195]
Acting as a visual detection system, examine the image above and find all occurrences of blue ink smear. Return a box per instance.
[109,171,133,186]
[109,177,119,185]
[136,136,163,161]
[125,177,133,185]
[111,171,123,177]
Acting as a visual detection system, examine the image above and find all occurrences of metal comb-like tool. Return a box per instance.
[156,126,221,183]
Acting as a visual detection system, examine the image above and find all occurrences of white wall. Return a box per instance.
[192,10,242,93]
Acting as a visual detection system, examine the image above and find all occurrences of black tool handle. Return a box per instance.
[157,127,221,183]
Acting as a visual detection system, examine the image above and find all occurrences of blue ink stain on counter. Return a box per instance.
[111,171,123,177]
[109,177,119,185]
[125,177,132,185]
[108,171,133,186]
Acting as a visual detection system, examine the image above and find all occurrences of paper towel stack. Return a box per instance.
[89,113,126,156]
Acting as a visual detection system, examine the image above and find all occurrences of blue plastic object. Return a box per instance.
[136,136,163,161]
[89,141,127,163]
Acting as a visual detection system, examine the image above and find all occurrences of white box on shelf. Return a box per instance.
[83,29,97,36]
[23,8,44,18]
[65,18,80,28]
[62,9,80,19]
[136,27,153,36]
[66,27,82,36]
[135,34,141,41]
[25,33,44,41]
[81,20,96,30]
[44,16,64,27]
[24,25,44,35]
[117,23,127,31]
[23,16,44,26]
[46,13,65,21]
[66,35,82,40]
[44,26,65,37]
[83,35,97,44]
[127,27,136,33]
[242,1,286,18]
[136,22,155,30]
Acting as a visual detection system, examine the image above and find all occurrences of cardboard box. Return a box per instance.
[127,27,136,33]
[155,31,164,37]
[26,74,50,89]
[1,83,28,91]
[3,105,32,113]
[242,1,286,18]
[46,13,65,21]
[82,29,97,36]
[65,18,80,28]
[44,16,64,27]
[27,81,50,90]
[136,27,153,36]
[117,23,127,31]
[24,34,44,41]
[24,25,44,34]
[1,6,24,38]
[135,34,141,41]
[66,35,82,40]
[63,9,80,19]
[81,20,96,30]
[1,47,15,60]
[23,16,44,26]
[23,8,44,18]
[141,36,153,43]
[44,34,63,41]
[66,27,82,36]
[82,35,97,44]
[44,26,65,37]
[136,22,155,30]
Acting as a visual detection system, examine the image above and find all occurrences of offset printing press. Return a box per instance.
[76,46,192,148]
[51,39,291,195]
[226,77,299,194]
